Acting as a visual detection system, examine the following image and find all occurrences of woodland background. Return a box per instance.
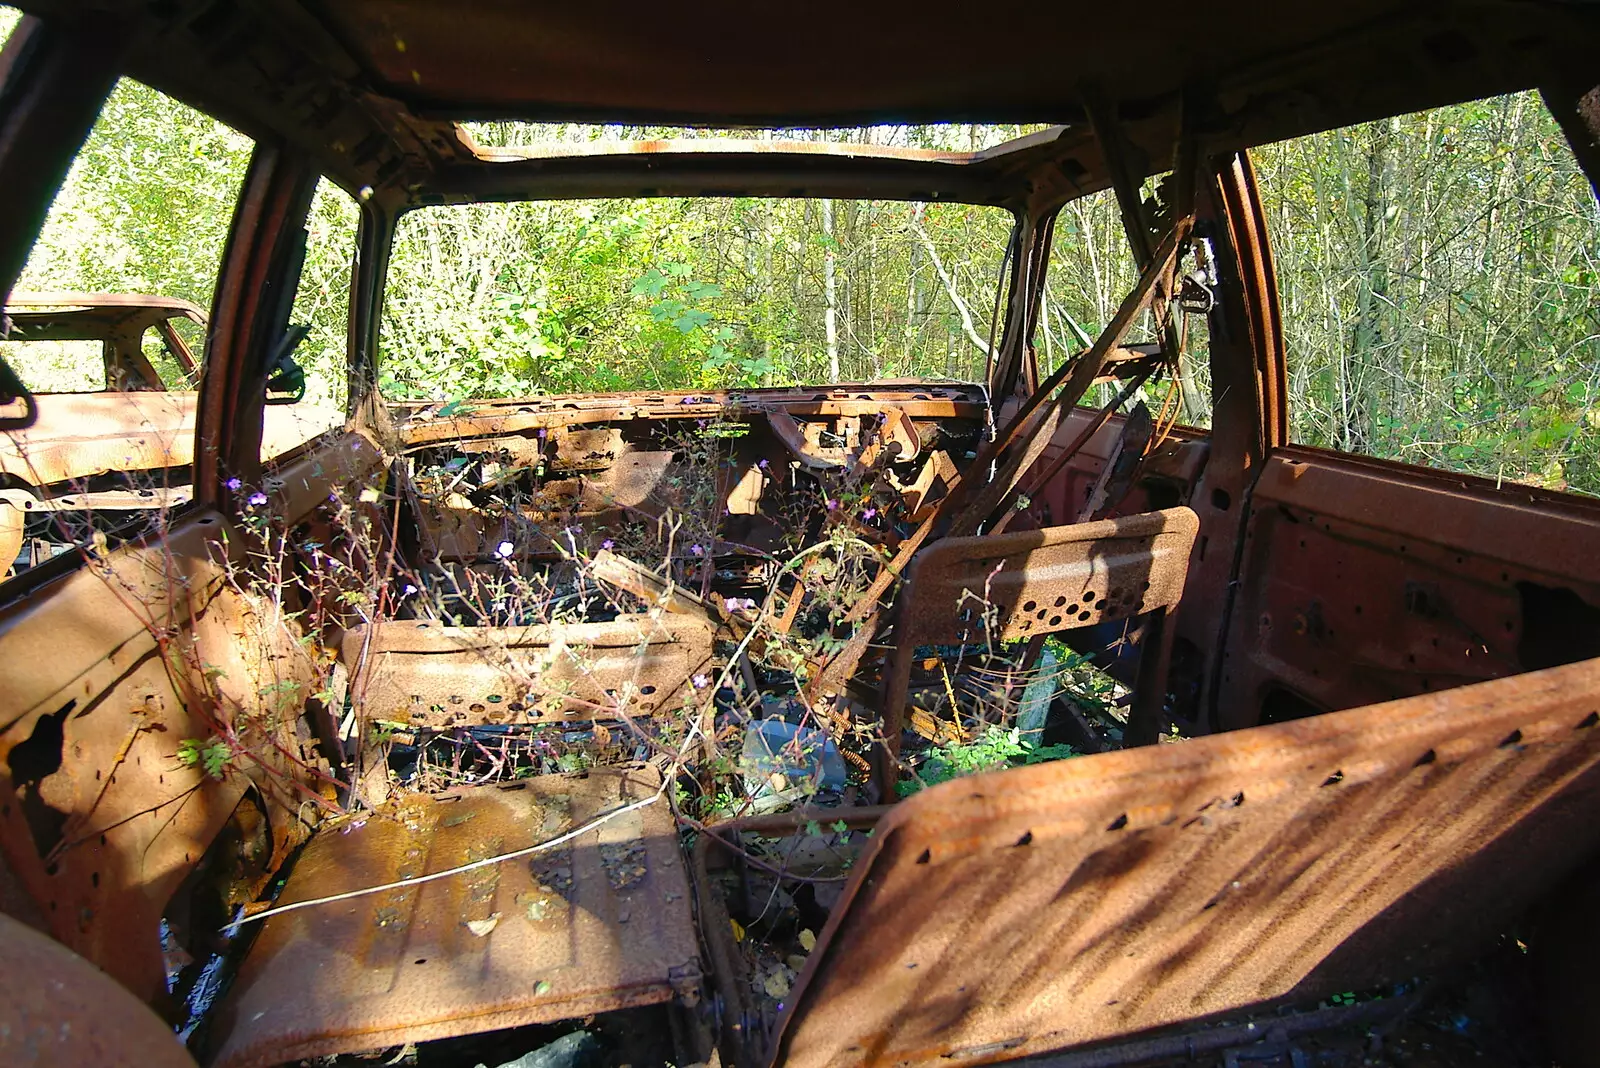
[3,9,1597,496]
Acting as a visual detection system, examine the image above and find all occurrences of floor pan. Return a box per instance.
[209,765,700,1068]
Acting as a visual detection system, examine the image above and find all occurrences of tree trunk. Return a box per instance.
[823,197,839,382]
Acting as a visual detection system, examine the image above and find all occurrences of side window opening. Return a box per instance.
[0,69,252,582]
[261,178,359,463]
[287,179,358,413]
[1043,185,1213,429]
[1255,90,1600,497]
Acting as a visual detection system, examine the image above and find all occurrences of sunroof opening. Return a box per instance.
[459,122,1057,156]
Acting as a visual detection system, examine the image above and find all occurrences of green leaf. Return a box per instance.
[673,309,711,334]
[630,268,668,297]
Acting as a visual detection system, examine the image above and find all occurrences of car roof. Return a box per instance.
[11,2,1596,210]
[1,293,206,342]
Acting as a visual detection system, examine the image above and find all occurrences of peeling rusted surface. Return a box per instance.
[210,767,700,1068]
[777,656,1600,1068]
[344,614,715,728]
[0,507,324,1002]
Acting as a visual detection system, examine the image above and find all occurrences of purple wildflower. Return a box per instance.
[690,544,704,557]
[692,673,710,689]
[826,498,840,511]
[601,539,615,551]
[863,507,877,521]
[757,458,769,470]
[224,477,242,492]
[247,491,268,507]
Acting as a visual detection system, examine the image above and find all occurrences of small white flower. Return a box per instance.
[494,541,515,559]
[402,584,418,596]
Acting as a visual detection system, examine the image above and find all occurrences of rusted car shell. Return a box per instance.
[3,291,204,390]
[0,392,343,571]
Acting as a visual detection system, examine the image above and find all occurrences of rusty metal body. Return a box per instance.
[1216,448,1600,730]
[1,3,1599,1065]
[0,430,383,1003]
[0,392,342,489]
[344,615,716,728]
[209,766,700,1068]
[777,655,1600,1068]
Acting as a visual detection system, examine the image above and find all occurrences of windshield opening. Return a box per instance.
[380,197,1015,400]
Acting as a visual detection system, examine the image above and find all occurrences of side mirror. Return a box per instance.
[265,323,310,405]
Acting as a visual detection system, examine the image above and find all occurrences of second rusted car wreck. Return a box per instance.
[1,3,1599,1068]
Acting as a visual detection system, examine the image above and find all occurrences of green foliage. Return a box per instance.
[379,194,1014,398]
[176,736,233,780]
[898,725,1078,797]
[1255,94,1600,495]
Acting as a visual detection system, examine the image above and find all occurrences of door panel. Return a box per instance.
[1217,447,1600,731]
[0,428,383,1003]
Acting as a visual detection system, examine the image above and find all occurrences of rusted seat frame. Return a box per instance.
[774,655,1600,1068]
[875,507,1200,797]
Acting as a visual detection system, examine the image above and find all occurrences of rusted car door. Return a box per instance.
[0,22,375,1038]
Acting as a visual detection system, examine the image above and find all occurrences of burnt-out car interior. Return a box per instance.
[1,3,1600,1068]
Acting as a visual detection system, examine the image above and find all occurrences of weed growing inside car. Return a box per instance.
[11,416,1103,846]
